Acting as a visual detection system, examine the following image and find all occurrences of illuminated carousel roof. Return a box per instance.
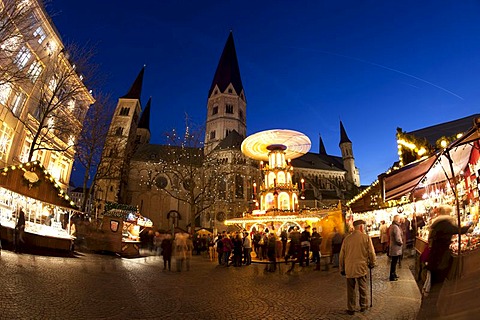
[241,129,311,161]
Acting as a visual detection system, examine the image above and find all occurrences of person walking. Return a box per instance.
[339,219,376,315]
[300,225,311,267]
[161,234,173,271]
[331,227,343,268]
[427,205,471,284]
[14,209,26,253]
[266,232,277,272]
[310,227,322,270]
[243,232,252,265]
[379,220,388,254]
[222,233,233,266]
[215,234,224,265]
[389,215,403,281]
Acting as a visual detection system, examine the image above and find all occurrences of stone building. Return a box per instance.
[0,0,94,190]
[96,32,360,231]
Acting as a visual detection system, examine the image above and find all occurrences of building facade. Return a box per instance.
[96,32,360,231]
[0,0,94,190]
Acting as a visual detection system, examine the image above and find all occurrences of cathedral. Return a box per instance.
[95,32,360,231]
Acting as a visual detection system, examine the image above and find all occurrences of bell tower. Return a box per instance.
[339,120,360,189]
[95,66,145,210]
[204,32,246,154]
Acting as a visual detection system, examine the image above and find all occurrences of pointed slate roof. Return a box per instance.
[138,97,151,130]
[214,130,244,150]
[339,121,351,144]
[319,135,327,155]
[121,66,145,100]
[208,32,244,97]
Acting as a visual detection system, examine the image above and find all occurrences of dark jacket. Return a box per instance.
[427,215,469,282]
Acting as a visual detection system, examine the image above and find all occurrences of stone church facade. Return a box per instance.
[96,32,360,231]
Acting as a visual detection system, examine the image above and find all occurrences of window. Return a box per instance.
[210,130,216,140]
[225,104,233,114]
[119,107,130,116]
[11,91,26,116]
[33,26,47,44]
[67,98,75,111]
[228,88,233,94]
[0,123,13,161]
[212,106,218,115]
[14,46,32,69]
[48,75,58,91]
[115,127,124,136]
[239,109,244,120]
[27,60,43,82]
[0,83,12,105]
[225,129,232,137]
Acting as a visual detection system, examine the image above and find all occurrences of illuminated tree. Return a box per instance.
[74,92,114,212]
[13,42,95,162]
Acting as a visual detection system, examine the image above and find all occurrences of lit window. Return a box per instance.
[0,83,12,105]
[27,60,43,82]
[11,91,26,116]
[33,26,47,44]
[48,75,58,91]
[67,98,75,111]
[225,104,233,114]
[0,123,13,161]
[14,46,32,69]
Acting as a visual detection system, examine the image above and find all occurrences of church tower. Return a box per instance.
[339,121,360,189]
[95,66,145,210]
[204,32,246,154]
[136,96,151,146]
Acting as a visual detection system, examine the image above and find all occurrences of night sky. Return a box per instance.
[47,1,480,187]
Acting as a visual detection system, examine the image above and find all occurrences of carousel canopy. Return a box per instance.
[241,129,311,161]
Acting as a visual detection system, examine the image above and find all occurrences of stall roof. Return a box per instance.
[382,119,480,201]
[0,162,77,210]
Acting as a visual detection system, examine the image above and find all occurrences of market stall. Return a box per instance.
[85,203,153,257]
[382,120,480,280]
[0,162,78,252]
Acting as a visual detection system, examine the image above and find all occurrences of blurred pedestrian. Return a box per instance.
[222,232,233,266]
[379,220,388,254]
[161,234,173,271]
[310,227,322,270]
[340,219,376,315]
[300,225,311,267]
[266,232,277,272]
[15,208,26,253]
[215,234,224,265]
[389,215,403,281]
[243,232,252,265]
[331,227,343,268]
[185,234,194,271]
[427,205,471,284]
[233,233,243,267]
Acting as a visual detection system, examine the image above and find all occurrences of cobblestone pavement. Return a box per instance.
[0,249,422,320]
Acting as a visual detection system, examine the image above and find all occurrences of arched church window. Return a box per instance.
[155,176,168,189]
[212,106,218,115]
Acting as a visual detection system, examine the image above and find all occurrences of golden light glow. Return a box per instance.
[440,140,448,148]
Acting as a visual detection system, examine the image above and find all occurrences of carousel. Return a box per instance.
[225,129,344,240]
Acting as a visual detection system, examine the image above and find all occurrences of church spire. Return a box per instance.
[339,120,351,145]
[121,66,145,100]
[319,134,327,155]
[208,31,243,97]
[138,97,151,130]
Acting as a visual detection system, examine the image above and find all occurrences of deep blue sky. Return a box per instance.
[48,1,480,187]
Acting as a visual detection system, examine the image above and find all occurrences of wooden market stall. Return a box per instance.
[381,120,480,281]
[0,162,78,252]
